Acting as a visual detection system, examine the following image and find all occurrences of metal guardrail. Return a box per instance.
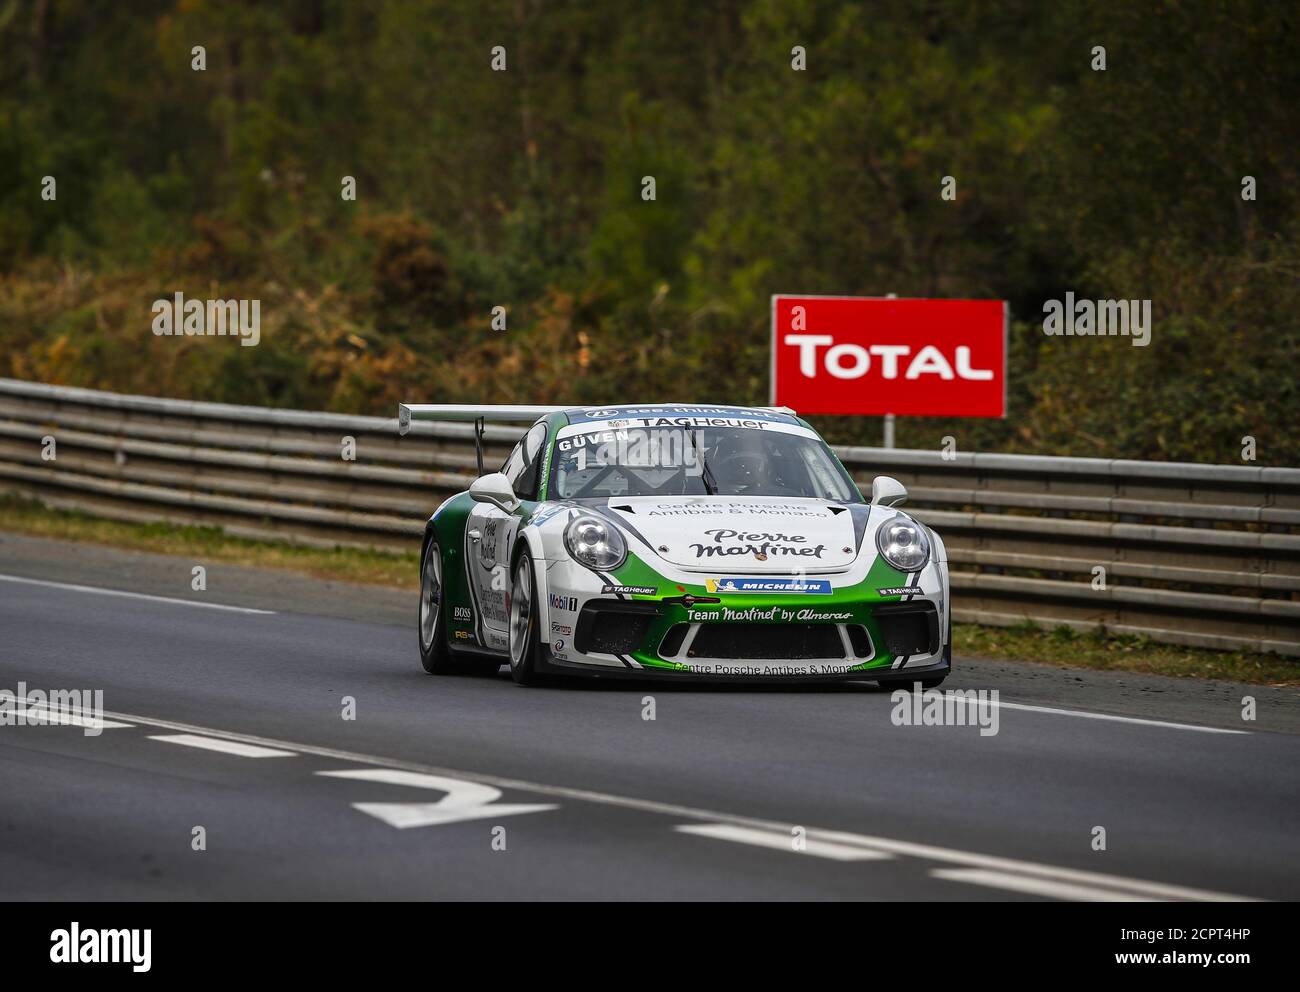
[1,377,1297,657]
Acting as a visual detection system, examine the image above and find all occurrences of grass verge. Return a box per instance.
[0,494,419,589]
[956,621,1298,687]
[2,493,1294,686]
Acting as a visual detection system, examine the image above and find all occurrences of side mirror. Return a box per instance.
[871,476,908,508]
[470,472,518,513]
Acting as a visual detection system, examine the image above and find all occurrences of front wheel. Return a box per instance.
[507,551,547,686]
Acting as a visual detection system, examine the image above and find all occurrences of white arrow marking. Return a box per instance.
[317,768,557,829]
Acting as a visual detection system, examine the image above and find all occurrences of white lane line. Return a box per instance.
[805,829,1246,901]
[676,823,892,862]
[83,703,1262,902]
[675,823,1243,901]
[939,693,1248,735]
[930,868,1150,902]
[148,733,297,758]
[0,573,276,614]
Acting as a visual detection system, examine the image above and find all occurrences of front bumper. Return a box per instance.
[539,556,950,680]
[536,643,951,684]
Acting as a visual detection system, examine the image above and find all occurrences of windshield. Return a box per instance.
[549,425,862,501]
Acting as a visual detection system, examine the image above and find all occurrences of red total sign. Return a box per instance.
[770,296,1007,417]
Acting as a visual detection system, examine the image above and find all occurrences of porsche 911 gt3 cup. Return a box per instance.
[399,403,951,687]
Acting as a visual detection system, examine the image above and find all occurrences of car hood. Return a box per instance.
[601,495,865,573]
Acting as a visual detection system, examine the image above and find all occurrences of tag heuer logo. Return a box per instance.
[601,584,657,596]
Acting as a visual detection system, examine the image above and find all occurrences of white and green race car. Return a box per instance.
[399,403,950,687]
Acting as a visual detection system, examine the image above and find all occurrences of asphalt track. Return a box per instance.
[1,532,1297,901]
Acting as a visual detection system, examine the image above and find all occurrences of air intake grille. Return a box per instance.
[574,602,657,655]
[658,623,689,658]
[875,603,939,656]
[846,624,873,658]
[687,623,844,661]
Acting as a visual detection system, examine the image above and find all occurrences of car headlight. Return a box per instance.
[875,515,930,572]
[564,515,627,570]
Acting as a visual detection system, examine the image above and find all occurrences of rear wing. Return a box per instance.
[398,403,798,434]
[397,403,564,436]
[398,402,566,477]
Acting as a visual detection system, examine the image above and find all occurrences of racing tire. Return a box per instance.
[507,550,547,687]
[418,538,470,675]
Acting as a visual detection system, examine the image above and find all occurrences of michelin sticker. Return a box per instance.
[705,577,833,595]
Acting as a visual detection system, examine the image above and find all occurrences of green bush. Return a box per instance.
[0,0,1294,465]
